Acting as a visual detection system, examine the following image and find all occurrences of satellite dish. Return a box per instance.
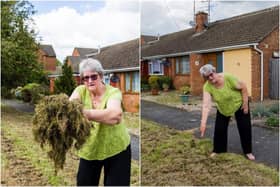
[189,20,195,27]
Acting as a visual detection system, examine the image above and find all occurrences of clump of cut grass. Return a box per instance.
[32,94,92,174]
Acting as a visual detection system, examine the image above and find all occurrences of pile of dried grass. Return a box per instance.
[32,94,92,173]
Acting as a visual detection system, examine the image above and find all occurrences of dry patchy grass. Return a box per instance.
[1,104,139,186]
[141,119,279,186]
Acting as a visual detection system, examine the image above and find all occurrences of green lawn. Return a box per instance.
[1,104,139,186]
[141,119,279,186]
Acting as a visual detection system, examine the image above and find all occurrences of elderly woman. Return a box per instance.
[69,58,131,186]
[199,64,255,160]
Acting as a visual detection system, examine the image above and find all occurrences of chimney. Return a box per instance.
[195,11,208,33]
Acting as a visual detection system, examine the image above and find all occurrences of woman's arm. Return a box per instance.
[83,99,122,125]
[200,91,212,137]
[69,90,81,101]
[235,81,249,114]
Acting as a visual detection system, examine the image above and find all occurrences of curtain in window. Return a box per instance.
[125,73,131,92]
[132,71,140,92]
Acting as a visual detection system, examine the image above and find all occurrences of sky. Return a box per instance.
[31,0,140,62]
[141,0,279,36]
[30,0,278,62]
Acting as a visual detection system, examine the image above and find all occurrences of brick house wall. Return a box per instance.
[257,28,279,99]
[251,50,261,101]
[38,49,56,72]
[123,93,139,113]
[190,53,205,96]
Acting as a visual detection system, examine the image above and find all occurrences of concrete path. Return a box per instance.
[141,100,279,169]
[2,99,139,161]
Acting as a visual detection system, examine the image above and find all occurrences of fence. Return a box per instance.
[269,58,279,99]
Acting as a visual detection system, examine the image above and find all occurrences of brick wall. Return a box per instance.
[38,49,56,72]
[190,53,205,96]
[257,28,279,99]
[251,50,261,101]
[141,60,149,80]
[123,93,139,113]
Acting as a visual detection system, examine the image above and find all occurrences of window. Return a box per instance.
[103,74,110,84]
[125,71,140,92]
[176,56,190,74]
[148,59,164,75]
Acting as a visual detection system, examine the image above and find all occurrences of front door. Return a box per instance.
[217,53,223,73]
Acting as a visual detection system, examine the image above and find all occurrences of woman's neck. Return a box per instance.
[213,74,224,88]
[92,83,106,97]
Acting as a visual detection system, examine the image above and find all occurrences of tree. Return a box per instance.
[56,59,62,66]
[54,61,77,96]
[1,0,47,89]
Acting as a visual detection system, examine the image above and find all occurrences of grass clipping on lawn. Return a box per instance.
[32,94,92,174]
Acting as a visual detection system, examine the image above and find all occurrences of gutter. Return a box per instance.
[48,67,139,78]
[142,43,258,60]
[253,45,264,101]
[104,66,140,73]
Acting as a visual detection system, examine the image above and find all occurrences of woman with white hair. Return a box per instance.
[69,58,131,186]
[199,64,255,160]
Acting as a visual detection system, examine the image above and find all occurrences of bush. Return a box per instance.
[179,85,191,95]
[1,87,13,99]
[265,116,279,127]
[158,76,172,90]
[14,86,23,99]
[148,76,160,90]
[21,83,49,104]
[252,104,273,118]
[269,103,279,114]
[54,62,76,96]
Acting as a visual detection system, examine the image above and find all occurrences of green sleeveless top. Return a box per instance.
[203,73,242,117]
[75,84,130,160]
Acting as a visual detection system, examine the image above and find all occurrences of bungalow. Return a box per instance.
[38,44,57,72]
[50,39,140,113]
[141,6,279,101]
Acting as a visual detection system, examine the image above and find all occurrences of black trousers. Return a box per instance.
[77,145,131,186]
[213,107,252,154]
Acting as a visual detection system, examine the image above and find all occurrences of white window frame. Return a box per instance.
[175,56,190,75]
[148,59,164,75]
[125,71,140,93]
[103,74,110,84]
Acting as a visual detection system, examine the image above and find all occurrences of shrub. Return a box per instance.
[1,87,13,99]
[21,83,49,104]
[14,86,23,99]
[158,76,172,90]
[148,76,160,90]
[141,76,150,91]
[269,103,279,114]
[252,104,273,118]
[54,62,76,96]
[265,116,279,127]
[179,85,191,95]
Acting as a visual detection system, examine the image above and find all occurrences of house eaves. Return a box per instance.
[142,43,258,60]
[104,66,140,73]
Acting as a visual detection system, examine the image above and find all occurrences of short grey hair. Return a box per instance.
[199,64,216,77]
[79,58,104,77]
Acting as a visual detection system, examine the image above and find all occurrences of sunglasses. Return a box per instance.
[205,73,214,80]
[82,74,99,82]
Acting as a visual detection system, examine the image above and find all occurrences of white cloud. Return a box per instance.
[33,1,139,62]
[141,0,278,36]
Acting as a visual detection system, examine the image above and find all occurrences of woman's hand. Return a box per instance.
[200,91,211,137]
[82,99,123,125]
[200,123,206,137]
[241,102,249,114]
